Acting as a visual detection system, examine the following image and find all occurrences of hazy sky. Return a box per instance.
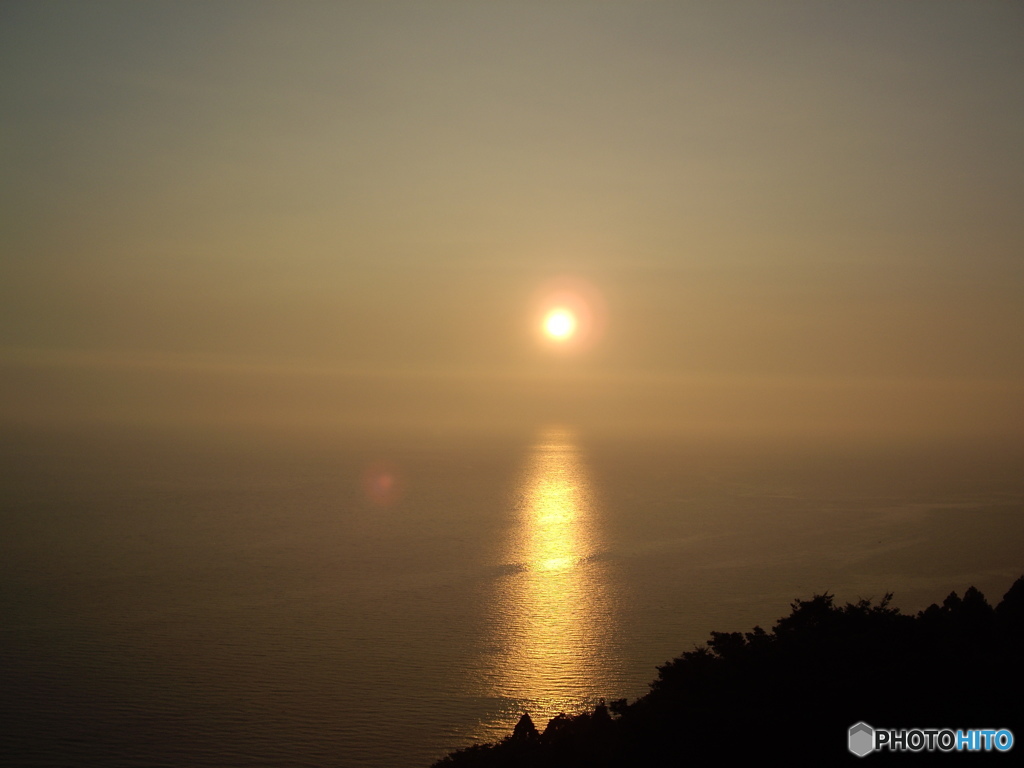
[2,1,1022,437]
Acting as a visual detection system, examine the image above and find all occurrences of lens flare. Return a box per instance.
[362,462,402,506]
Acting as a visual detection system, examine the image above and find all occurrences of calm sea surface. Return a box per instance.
[2,424,1023,767]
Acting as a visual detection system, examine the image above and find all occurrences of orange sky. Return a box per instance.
[1,2,1022,439]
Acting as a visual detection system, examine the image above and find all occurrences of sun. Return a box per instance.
[543,307,577,341]
[532,276,606,352]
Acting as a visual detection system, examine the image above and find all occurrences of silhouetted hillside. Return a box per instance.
[432,576,1024,766]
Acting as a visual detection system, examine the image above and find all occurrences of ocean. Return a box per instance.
[2,423,1022,767]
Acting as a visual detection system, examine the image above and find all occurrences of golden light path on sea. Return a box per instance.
[479,426,618,735]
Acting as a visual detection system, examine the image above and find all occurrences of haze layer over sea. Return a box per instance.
[2,423,1022,767]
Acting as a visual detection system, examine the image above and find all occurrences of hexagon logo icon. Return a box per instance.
[849,722,875,757]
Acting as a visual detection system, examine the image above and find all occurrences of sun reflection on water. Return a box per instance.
[480,426,619,734]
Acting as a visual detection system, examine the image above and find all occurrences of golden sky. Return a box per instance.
[1,1,1022,438]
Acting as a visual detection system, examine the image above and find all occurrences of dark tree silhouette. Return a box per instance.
[432,575,1024,767]
[510,712,537,743]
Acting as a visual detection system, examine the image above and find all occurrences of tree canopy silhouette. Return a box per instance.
[432,575,1024,766]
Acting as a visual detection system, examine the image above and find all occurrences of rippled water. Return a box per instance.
[2,424,1022,767]
[478,428,620,731]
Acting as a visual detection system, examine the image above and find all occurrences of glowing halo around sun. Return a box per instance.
[532,276,607,352]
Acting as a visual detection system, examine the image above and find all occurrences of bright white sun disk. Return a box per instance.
[544,308,576,340]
